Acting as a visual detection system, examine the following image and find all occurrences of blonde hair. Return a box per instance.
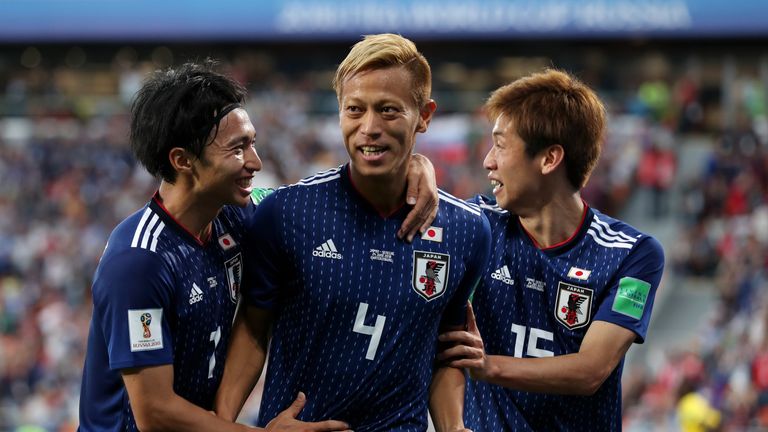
[486,69,606,189]
[333,33,431,108]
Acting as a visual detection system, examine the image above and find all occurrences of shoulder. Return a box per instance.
[281,166,344,194]
[93,243,172,304]
[437,191,492,247]
[466,194,510,218]
[255,167,344,207]
[95,204,179,291]
[107,205,169,254]
[437,189,483,219]
[588,209,664,259]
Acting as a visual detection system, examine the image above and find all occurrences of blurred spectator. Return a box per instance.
[635,132,677,219]
[0,43,766,430]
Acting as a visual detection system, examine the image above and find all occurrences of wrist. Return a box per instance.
[435,421,467,432]
[213,400,237,422]
[472,355,497,383]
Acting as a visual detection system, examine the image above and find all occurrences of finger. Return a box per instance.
[438,330,475,343]
[446,358,483,370]
[402,193,432,243]
[305,420,353,431]
[466,302,478,333]
[419,201,438,234]
[398,170,422,241]
[398,210,419,242]
[406,203,432,243]
[436,344,483,362]
[281,391,307,418]
[405,168,419,207]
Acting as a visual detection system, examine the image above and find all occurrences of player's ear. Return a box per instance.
[540,144,565,175]
[416,99,437,133]
[169,147,194,175]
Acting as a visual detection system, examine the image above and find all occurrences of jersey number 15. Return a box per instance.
[511,324,554,358]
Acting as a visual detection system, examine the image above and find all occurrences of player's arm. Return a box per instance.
[429,323,471,432]
[215,304,272,421]
[95,252,252,431]
[122,364,256,432]
[440,236,665,395]
[125,364,350,432]
[218,191,281,420]
[430,212,491,431]
[438,309,635,395]
[399,153,438,242]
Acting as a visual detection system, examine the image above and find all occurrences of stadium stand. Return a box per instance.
[0,39,766,430]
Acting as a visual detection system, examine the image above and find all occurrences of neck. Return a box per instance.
[349,166,407,217]
[518,192,585,249]
[157,180,219,242]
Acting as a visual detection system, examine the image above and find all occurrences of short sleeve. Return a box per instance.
[91,249,175,370]
[240,191,286,309]
[593,236,665,343]
[440,212,492,329]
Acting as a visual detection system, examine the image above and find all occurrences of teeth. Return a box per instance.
[237,178,253,188]
[361,146,385,156]
[490,180,500,187]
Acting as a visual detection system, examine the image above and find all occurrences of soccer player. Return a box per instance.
[78,60,433,432]
[215,34,491,431]
[437,69,666,431]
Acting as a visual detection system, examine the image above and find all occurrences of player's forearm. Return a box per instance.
[133,395,254,432]
[481,354,609,395]
[480,322,635,395]
[215,314,269,420]
[429,366,467,432]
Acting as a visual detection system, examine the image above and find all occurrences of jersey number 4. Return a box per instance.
[353,302,386,360]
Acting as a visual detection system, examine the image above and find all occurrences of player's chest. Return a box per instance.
[170,244,242,323]
[285,219,465,312]
[480,241,618,329]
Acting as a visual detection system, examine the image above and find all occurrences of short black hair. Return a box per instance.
[130,59,247,182]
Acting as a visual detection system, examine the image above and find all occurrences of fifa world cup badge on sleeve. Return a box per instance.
[554,282,593,330]
[128,309,164,352]
[412,251,450,301]
[612,277,650,319]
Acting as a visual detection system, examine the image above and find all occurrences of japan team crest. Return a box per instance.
[224,253,242,304]
[412,251,450,301]
[554,282,593,330]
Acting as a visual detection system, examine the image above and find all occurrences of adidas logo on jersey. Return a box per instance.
[189,283,204,305]
[491,265,514,286]
[312,239,342,260]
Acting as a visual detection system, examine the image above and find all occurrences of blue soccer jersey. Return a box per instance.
[464,195,665,432]
[242,165,491,432]
[78,193,251,431]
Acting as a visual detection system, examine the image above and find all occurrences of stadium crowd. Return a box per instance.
[0,44,766,430]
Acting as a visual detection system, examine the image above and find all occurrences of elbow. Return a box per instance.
[134,418,159,432]
[575,368,612,396]
[132,403,171,432]
[578,378,603,396]
[134,416,161,432]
